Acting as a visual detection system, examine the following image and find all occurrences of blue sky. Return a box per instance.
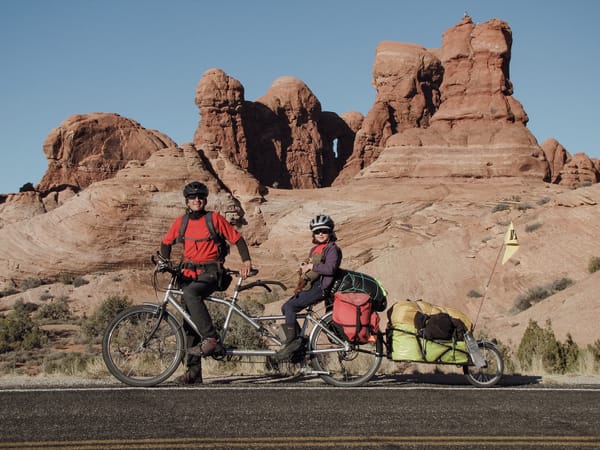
[1,0,598,194]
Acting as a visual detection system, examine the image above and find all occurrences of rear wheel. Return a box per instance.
[102,305,185,387]
[463,341,504,387]
[309,312,382,387]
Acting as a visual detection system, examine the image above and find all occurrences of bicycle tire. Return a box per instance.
[463,340,504,388]
[309,312,382,387]
[102,304,185,387]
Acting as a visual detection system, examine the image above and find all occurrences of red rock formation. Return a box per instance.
[254,76,324,189]
[541,138,571,183]
[559,153,600,188]
[541,138,600,186]
[337,42,443,181]
[337,16,550,182]
[193,69,248,164]
[193,70,354,189]
[39,113,175,192]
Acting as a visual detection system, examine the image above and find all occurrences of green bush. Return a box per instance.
[588,256,600,274]
[517,320,580,374]
[587,340,600,362]
[0,310,46,353]
[35,297,72,322]
[80,295,132,343]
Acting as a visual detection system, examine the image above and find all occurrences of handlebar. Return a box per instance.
[151,253,287,291]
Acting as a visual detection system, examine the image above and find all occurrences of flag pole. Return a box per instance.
[472,222,519,331]
[472,242,504,331]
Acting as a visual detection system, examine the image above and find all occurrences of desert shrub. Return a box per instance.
[588,340,600,362]
[58,272,76,285]
[13,299,39,314]
[517,320,580,374]
[21,277,42,290]
[0,287,19,298]
[512,277,575,313]
[492,203,510,213]
[466,290,483,298]
[588,256,600,274]
[514,286,551,312]
[72,277,89,288]
[80,295,131,343]
[536,197,551,205]
[561,334,580,372]
[39,292,54,301]
[524,222,543,233]
[35,296,72,322]
[0,310,46,353]
[515,203,534,211]
[208,299,266,349]
[492,338,517,374]
[551,277,574,292]
[43,352,94,375]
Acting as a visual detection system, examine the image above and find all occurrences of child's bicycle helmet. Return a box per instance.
[309,214,334,232]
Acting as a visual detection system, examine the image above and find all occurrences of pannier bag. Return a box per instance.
[331,270,388,312]
[332,291,380,344]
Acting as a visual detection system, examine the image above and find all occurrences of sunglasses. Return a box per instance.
[186,194,207,200]
[313,229,331,235]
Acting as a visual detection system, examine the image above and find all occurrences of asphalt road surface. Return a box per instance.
[1,374,599,449]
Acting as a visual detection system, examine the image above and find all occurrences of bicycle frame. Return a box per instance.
[151,271,351,359]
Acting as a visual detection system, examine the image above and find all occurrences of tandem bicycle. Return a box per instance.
[102,255,383,387]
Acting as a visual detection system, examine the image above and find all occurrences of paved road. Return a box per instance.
[1,375,599,449]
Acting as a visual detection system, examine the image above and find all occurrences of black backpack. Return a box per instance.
[176,211,230,262]
[414,312,456,340]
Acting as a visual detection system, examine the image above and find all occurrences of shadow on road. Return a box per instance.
[372,373,542,386]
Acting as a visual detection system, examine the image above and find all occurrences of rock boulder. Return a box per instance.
[39,112,176,193]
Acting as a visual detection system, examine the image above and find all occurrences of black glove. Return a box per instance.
[157,260,170,273]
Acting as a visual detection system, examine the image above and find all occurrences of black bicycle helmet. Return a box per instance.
[309,214,334,232]
[183,181,209,198]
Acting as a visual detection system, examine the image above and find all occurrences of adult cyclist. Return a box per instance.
[159,181,253,384]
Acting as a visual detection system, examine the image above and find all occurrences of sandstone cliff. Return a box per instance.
[339,17,550,183]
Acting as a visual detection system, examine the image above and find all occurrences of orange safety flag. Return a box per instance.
[502,222,520,264]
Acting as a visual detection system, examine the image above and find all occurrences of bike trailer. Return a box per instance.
[386,300,473,364]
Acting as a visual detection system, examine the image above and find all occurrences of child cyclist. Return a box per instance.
[274,214,342,360]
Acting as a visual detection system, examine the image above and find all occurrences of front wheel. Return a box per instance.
[463,340,504,388]
[102,304,185,387]
[309,312,382,387]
